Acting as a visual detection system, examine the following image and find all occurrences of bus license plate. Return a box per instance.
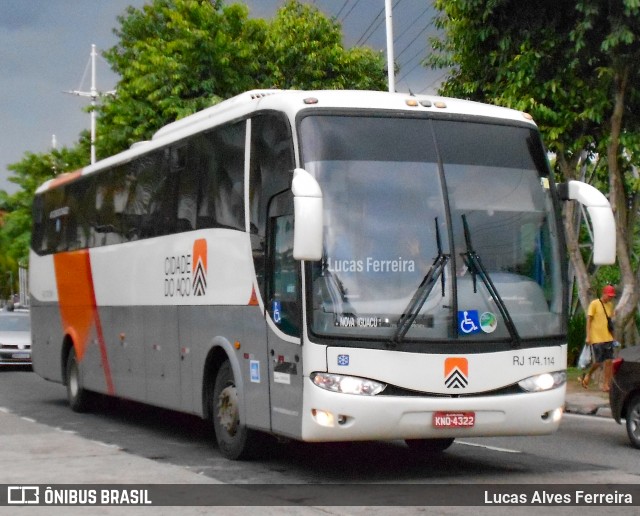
[433,412,475,428]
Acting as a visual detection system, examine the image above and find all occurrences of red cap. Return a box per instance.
[603,285,616,297]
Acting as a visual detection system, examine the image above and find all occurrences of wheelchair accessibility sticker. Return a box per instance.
[458,310,497,334]
[458,310,480,334]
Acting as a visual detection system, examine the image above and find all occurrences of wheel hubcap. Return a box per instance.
[217,385,239,436]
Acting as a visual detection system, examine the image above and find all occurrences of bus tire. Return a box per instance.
[212,360,259,460]
[66,348,91,413]
[405,437,454,455]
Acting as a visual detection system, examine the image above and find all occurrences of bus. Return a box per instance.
[30,89,615,459]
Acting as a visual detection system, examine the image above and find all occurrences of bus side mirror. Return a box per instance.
[558,180,616,265]
[292,168,323,261]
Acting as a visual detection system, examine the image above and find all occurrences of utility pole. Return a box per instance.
[65,44,115,165]
[385,0,395,93]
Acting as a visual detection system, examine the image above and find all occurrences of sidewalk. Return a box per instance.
[564,389,611,418]
[563,371,612,418]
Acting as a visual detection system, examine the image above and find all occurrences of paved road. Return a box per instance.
[0,367,638,514]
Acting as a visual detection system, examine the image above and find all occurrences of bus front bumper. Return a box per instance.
[300,377,565,442]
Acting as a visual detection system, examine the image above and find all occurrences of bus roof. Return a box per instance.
[36,89,536,194]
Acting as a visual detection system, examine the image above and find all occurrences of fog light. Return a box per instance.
[312,409,335,427]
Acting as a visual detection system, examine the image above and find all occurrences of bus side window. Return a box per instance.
[176,140,201,232]
[249,113,295,302]
[31,195,45,254]
[124,152,169,239]
[198,122,245,231]
[94,167,130,246]
[66,177,95,250]
[42,187,66,253]
[268,212,301,337]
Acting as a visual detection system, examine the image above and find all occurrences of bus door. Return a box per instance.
[266,191,304,437]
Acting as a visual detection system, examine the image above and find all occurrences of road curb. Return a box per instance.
[564,402,612,418]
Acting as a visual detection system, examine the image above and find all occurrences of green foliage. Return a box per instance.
[1,0,388,282]
[427,0,640,341]
[260,1,386,91]
[0,143,90,268]
[98,0,386,156]
[568,312,586,366]
[99,0,260,155]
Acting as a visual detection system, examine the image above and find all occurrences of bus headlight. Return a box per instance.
[518,371,566,392]
[311,372,386,396]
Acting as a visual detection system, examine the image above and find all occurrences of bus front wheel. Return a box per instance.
[66,348,91,413]
[405,438,454,455]
[212,360,259,460]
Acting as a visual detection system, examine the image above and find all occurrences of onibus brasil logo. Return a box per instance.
[164,239,207,297]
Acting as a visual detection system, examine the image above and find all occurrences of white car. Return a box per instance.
[0,311,31,366]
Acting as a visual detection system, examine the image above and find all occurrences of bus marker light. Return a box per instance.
[405,99,419,107]
[303,97,319,105]
[234,341,241,350]
[420,100,432,107]
[434,101,447,108]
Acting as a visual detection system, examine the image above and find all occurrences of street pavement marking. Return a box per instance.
[456,441,521,453]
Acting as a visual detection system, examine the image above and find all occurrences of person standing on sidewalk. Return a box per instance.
[582,284,616,391]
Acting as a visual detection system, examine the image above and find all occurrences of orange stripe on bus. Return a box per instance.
[47,170,83,190]
[54,250,114,394]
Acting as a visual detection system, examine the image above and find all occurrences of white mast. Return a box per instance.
[385,0,395,93]
[65,44,114,165]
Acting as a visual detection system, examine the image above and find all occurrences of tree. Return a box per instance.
[1,0,387,278]
[427,0,640,344]
[259,0,387,91]
[98,0,386,156]
[0,141,89,268]
[98,0,260,156]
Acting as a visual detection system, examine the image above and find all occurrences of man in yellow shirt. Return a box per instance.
[582,284,616,391]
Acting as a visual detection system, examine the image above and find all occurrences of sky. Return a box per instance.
[0,0,444,194]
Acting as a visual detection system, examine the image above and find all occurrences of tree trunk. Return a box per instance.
[608,66,639,345]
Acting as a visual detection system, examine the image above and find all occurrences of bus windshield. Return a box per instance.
[300,114,563,343]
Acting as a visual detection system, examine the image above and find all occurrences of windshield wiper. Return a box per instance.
[393,218,449,345]
[460,214,521,347]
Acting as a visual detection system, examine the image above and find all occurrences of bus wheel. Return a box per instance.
[405,438,454,455]
[66,348,91,413]
[212,360,257,460]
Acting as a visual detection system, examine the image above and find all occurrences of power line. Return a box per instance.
[339,0,361,22]
[335,0,350,20]
[398,7,433,54]
[396,20,433,60]
[355,6,385,46]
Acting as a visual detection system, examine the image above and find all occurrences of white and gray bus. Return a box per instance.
[30,89,615,459]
